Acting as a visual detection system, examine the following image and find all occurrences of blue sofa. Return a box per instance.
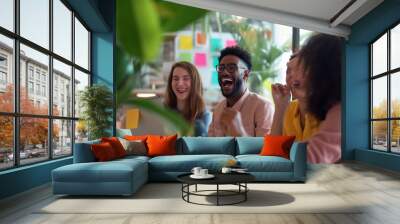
[52,137,307,196]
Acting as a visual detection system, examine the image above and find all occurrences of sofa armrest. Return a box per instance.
[289,142,307,181]
[73,140,100,163]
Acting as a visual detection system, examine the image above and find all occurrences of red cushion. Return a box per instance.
[259,135,296,159]
[146,135,177,157]
[101,137,126,158]
[91,142,117,161]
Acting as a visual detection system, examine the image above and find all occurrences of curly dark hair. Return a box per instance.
[298,33,343,121]
[218,46,252,70]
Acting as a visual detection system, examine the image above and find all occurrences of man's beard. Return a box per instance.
[221,78,244,98]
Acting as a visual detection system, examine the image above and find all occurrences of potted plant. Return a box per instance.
[79,84,113,140]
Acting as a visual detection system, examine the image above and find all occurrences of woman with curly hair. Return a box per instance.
[271,33,342,163]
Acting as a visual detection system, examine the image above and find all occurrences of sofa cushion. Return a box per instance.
[236,155,293,172]
[147,135,177,157]
[53,158,147,183]
[236,137,264,155]
[101,137,127,158]
[91,142,118,161]
[73,140,100,163]
[259,135,296,159]
[119,138,147,156]
[148,154,235,172]
[178,137,235,155]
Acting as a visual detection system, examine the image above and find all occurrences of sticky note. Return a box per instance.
[178,52,192,62]
[196,32,207,46]
[212,56,219,67]
[225,39,237,47]
[194,53,207,67]
[126,109,140,129]
[211,71,219,86]
[179,35,193,50]
[210,38,222,52]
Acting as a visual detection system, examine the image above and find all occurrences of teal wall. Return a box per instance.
[92,32,115,135]
[345,0,400,171]
[0,158,72,199]
[0,0,115,200]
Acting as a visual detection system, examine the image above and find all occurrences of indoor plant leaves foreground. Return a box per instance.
[116,0,208,136]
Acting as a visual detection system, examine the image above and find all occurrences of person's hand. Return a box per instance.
[271,83,291,111]
[220,108,246,136]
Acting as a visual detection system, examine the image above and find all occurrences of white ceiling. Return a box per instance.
[165,0,384,38]
[226,0,352,23]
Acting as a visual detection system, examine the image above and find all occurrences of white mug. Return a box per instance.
[221,167,232,174]
[200,169,208,176]
[191,167,202,176]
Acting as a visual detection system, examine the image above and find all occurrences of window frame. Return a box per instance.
[370,19,400,154]
[0,0,92,171]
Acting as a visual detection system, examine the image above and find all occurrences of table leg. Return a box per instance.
[245,183,247,201]
[217,184,219,206]
[195,184,197,192]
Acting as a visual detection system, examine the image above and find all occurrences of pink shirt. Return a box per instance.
[307,103,341,163]
[208,89,274,137]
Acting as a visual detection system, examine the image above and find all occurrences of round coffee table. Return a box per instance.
[177,173,255,206]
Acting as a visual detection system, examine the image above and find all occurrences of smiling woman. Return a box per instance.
[164,61,211,136]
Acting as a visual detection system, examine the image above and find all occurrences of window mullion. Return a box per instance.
[387,30,391,152]
[48,0,53,160]
[71,10,76,154]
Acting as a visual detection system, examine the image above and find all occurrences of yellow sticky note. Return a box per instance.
[179,35,193,50]
[126,109,140,129]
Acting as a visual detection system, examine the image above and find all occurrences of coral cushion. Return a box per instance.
[101,137,127,158]
[91,142,117,161]
[146,134,177,157]
[124,135,148,142]
[260,135,296,159]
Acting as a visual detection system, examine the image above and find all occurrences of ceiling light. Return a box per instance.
[136,93,157,98]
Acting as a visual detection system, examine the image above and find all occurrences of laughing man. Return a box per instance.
[208,46,274,137]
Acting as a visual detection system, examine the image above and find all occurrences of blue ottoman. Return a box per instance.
[52,157,148,196]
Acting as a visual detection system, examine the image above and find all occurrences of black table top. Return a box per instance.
[177,172,255,185]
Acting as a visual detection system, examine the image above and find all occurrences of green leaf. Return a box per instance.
[156,0,208,32]
[117,0,161,62]
[124,98,193,136]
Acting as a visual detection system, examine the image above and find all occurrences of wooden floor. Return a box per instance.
[1,162,400,224]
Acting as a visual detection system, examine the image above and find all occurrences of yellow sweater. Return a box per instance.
[283,100,320,141]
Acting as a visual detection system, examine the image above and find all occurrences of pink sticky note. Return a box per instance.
[194,53,207,67]
[225,39,237,47]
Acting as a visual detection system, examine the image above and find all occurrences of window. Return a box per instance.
[0,0,91,170]
[36,83,40,95]
[0,0,14,32]
[0,54,8,87]
[370,23,400,154]
[20,0,49,49]
[0,55,7,67]
[28,81,34,93]
[35,70,40,81]
[75,17,89,70]
[28,67,34,80]
[42,85,46,97]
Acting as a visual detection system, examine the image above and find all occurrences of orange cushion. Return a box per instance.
[259,135,296,159]
[124,135,148,142]
[91,142,117,161]
[146,134,177,157]
[101,137,126,158]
